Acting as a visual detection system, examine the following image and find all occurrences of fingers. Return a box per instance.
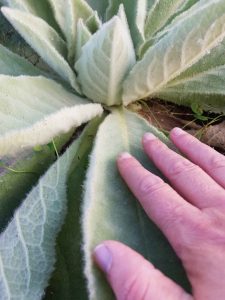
[170,128,225,190]
[117,154,200,240]
[93,241,193,300]
[142,132,225,209]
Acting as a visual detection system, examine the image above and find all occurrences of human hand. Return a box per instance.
[93,128,225,300]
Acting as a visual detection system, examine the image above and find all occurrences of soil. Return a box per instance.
[132,99,225,155]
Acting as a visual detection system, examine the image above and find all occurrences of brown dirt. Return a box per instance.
[132,99,225,155]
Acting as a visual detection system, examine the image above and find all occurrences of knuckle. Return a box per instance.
[167,159,196,178]
[138,174,165,197]
[209,155,225,172]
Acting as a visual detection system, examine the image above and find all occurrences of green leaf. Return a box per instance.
[44,116,105,300]
[82,108,189,300]
[0,131,74,233]
[145,0,189,39]
[106,0,147,48]
[75,16,135,106]
[75,19,91,63]
[139,0,200,57]
[86,0,108,19]
[0,75,103,156]
[0,44,41,75]
[0,138,80,299]
[48,0,94,64]
[85,10,101,33]
[1,7,81,92]
[6,0,59,30]
[123,0,225,113]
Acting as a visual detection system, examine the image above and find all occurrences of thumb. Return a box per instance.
[93,241,193,300]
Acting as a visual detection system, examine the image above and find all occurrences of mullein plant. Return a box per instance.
[0,0,225,299]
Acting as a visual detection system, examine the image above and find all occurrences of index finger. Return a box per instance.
[117,153,200,245]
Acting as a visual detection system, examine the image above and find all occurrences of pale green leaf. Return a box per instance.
[0,44,41,76]
[48,0,95,63]
[0,131,74,232]
[0,75,103,156]
[44,116,104,300]
[1,7,81,92]
[85,10,101,33]
[75,19,91,63]
[0,138,79,299]
[145,0,193,39]
[5,0,58,30]
[106,0,147,48]
[82,108,189,300]
[123,0,225,113]
[139,0,200,57]
[75,16,135,106]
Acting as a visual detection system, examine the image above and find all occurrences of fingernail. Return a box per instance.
[118,152,132,161]
[143,132,157,143]
[171,127,185,137]
[94,244,112,273]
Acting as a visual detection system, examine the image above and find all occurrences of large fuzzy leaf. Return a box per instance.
[144,0,195,39]
[0,138,80,299]
[0,44,41,75]
[75,16,135,106]
[1,7,80,92]
[106,0,147,48]
[44,116,104,300]
[0,75,103,156]
[0,131,74,233]
[139,0,200,57]
[123,0,225,113]
[82,108,189,300]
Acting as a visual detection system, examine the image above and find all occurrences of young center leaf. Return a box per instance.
[82,108,189,300]
[106,0,147,48]
[0,75,103,156]
[123,0,225,112]
[48,0,95,64]
[0,137,81,299]
[75,16,136,106]
[74,19,91,63]
[1,7,81,92]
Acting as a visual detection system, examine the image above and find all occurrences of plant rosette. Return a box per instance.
[0,0,225,299]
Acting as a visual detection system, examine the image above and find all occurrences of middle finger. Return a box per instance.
[142,133,225,209]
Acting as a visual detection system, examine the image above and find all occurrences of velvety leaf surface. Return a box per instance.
[1,7,80,91]
[74,19,91,63]
[0,131,74,233]
[48,0,94,64]
[75,16,135,106]
[123,0,225,113]
[0,44,41,76]
[144,0,199,40]
[82,108,189,300]
[106,0,147,47]
[44,116,104,300]
[6,0,58,30]
[0,75,103,156]
[0,138,80,299]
